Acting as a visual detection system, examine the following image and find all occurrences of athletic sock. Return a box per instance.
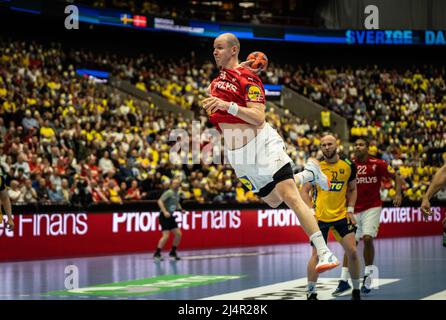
[352,279,360,290]
[155,248,161,255]
[307,281,317,294]
[170,246,177,253]
[364,265,374,277]
[310,231,329,256]
[340,267,350,282]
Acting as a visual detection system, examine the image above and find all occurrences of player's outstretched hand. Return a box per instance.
[346,212,357,226]
[202,96,229,114]
[421,196,431,219]
[240,59,263,75]
[6,217,14,231]
[393,193,402,207]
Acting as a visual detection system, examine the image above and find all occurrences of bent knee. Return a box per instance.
[346,248,358,259]
[363,235,374,244]
[264,199,282,208]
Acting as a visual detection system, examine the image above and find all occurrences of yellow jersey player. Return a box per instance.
[301,135,360,300]
[0,172,15,231]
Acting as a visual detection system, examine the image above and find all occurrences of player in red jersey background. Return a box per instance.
[333,137,403,296]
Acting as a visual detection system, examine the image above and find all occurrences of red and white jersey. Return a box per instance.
[353,156,396,213]
[209,66,265,130]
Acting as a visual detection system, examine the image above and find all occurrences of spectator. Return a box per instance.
[48,184,65,203]
[126,179,145,200]
[21,179,38,203]
[99,151,115,174]
[13,154,30,178]
[35,177,49,203]
[61,178,71,203]
[22,110,40,133]
[8,180,23,204]
[106,180,122,204]
[91,180,109,203]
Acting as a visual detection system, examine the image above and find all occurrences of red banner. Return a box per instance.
[0,207,444,261]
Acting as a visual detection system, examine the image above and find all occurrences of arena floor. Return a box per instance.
[1,236,445,300]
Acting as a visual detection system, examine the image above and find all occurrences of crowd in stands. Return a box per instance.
[0,38,444,207]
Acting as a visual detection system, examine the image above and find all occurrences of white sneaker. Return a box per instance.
[304,158,330,191]
[316,251,339,273]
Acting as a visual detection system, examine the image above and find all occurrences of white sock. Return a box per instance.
[310,231,329,256]
[364,265,375,277]
[295,170,314,185]
[352,279,360,290]
[307,281,317,294]
[340,267,350,282]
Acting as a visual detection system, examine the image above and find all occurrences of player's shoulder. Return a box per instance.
[339,155,355,167]
[369,156,388,166]
[236,66,262,82]
[162,189,173,196]
[367,156,380,163]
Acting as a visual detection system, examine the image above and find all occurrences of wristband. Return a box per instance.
[347,206,354,214]
[228,102,239,116]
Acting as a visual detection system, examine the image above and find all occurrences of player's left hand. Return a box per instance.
[421,196,431,219]
[202,96,229,114]
[393,193,402,207]
[346,212,357,226]
[6,217,14,231]
[239,59,263,75]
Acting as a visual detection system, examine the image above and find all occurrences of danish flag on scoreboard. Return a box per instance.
[133,15,147,27]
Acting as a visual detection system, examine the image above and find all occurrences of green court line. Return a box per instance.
[48,274,244,297]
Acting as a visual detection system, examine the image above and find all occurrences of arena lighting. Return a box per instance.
[239,2,255,8]
[6,2,446,45]
[201,1,223,6]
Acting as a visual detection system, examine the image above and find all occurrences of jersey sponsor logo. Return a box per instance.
[215,81,238,93]
[357,176,378,184]
[246,85,263,102]
[328,181,345,191]
[239,176,256,191]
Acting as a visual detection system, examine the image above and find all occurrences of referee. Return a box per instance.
[154,178,183,261]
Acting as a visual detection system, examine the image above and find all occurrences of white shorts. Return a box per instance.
[226,122,293,197]
[354,206,382,241]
